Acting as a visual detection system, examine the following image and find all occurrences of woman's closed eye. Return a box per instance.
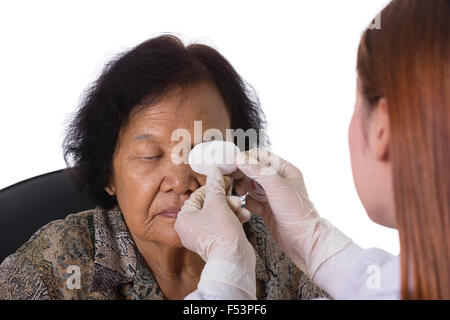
[142,155,162,161]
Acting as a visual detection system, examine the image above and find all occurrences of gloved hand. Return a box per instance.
[175,166,257,299]
[233,149,352,279]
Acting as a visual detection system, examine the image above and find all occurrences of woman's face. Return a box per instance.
[348,78,396,228]
[109,81,231,247]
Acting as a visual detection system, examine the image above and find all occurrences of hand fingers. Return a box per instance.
[226,195,242,211]
[226,196,251,223]
[179,186,206,217]
[235,152,282,193]
[179,174,233,219]
[235,150,277,179]
[245,149,302,179]
[205,166,226,199]
[175,186,208,239]
[235,207,251,223]
[236,149,304,197]
[233,151,278,195]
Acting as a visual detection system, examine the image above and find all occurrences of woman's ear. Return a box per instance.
[105,173,116,196]
[105,185,116,196]
[368,97,391,161]
[105,175,116,195]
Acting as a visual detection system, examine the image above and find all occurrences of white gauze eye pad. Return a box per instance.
[188,141,240,175]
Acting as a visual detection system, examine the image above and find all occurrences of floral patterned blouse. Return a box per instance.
[0,206,328,300]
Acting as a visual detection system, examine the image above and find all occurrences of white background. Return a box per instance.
[0,0,398,254]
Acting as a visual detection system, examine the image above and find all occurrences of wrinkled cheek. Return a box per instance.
[117,175,154,211]
[115,172,160,236]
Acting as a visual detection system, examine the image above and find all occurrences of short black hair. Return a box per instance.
[63,34,268,209]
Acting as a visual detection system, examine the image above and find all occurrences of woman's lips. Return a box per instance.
[157,207,181,219]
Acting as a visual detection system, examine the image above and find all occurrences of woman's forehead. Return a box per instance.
[123,84,231,141]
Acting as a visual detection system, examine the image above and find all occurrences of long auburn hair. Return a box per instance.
[357,0,450,299]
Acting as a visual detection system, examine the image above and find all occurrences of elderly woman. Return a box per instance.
[0,35,327,300]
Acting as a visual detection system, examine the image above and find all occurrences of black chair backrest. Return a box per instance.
[0,169,95,262]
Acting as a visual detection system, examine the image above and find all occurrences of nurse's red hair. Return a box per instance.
[357,0,450,299]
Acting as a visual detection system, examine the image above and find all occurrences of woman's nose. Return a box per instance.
[160,162,198,195]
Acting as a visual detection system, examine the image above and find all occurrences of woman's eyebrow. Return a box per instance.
[133,133,199,149]
[132,134,154,142]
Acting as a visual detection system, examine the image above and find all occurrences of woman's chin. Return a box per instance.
[154,224,184,247]
[163,235,184,248]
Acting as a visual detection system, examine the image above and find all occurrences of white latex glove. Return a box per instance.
[175,166,257,299]
[233,149,352,279]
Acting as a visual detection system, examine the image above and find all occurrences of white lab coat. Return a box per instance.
[185,242,401,300]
